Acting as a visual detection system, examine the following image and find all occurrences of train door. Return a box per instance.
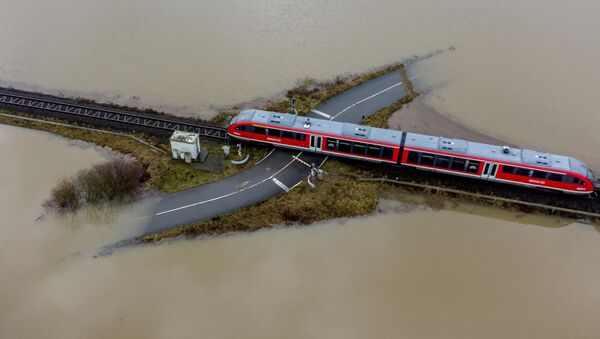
[481,162,499,180]
[309,135,322,152]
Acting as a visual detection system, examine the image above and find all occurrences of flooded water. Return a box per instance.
[2,0,600,337]
[0,125,157,337]
[1,131,599,338]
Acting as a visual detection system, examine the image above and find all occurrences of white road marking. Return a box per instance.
[310,109,331,119]
[155,151,304,216]
[272,177,290,192]
[254,147,276,166]
[330,81,403,121]
[290,181,304,190]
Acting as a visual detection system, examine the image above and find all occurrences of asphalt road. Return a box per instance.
[145,70,405,234]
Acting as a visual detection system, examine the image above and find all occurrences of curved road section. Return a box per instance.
[145,71,405,233]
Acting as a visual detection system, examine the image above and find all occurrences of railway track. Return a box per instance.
[361,177,600,221]
[0,89,228,140]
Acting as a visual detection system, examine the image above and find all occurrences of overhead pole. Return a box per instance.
[291,97,298,116]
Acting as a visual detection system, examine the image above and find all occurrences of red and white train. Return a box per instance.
[228,109,597,194]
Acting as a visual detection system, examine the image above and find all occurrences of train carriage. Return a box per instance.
[228,109,595,194]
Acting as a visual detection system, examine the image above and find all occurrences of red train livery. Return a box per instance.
[228,109,596,194]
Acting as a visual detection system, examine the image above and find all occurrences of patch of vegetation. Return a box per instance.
[149,142,268,193]
[260,63,404,115]
[46,158,145,212]
[48,179,81,211]
[397,64,419,99]
[362,96,410,129]
[361,66,420,129]
[209,110,238,127]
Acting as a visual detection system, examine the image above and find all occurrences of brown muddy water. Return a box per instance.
[1,124,600,338]
[2,0,600,337]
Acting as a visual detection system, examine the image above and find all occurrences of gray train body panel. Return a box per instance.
[403,132,591,178]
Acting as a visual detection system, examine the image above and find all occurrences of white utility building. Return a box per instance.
[170,131,201,163]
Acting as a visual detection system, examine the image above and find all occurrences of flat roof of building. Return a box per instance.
[170,130,199,144]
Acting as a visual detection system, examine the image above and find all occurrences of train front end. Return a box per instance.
[589,169,600,193]
[227,109,255,138]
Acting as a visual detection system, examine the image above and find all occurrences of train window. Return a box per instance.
[295,133,307,141]
[407,151,420,163]
[253,126,266,135]
[483,163,490,175]
[565,176,584,185]
[236,125,253,133]
[367,145,382,157]
[325,138,338,150]
[532,170,547,179]
[466,160,480,173]
[491,164,498,176]
[547,173,564,182]
[281,131,294,139]
[450,158,466,171]
[514,168,531,176]
[420,153,434,166]
[352,143,367,155]
[338,140,352,153]
[381,147,394,160]
[502,165,516,174]
[434,156,451,169]
[267,129,281,137]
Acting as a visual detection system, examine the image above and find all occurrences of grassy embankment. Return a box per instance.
[362,64,419,128]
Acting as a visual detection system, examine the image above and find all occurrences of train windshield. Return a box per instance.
[228,114,239,126]
[588,169,595,182]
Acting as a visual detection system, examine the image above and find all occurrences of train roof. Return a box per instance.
[232,109,590,177]
[234,109,403,145]
[404,132,590,176]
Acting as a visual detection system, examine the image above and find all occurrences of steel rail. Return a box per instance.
[0,90,228,139]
